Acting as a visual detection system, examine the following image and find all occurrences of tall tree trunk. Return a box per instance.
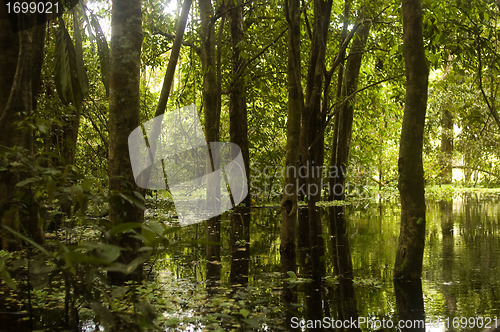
[327,14,370,303]
[328,0,350,200]
[108,0,144,284]
[281,0,302,326]
[301,0,333,281]
[439,108,453,184]
[394,0,429,281]
[199,0,222,283]
[281,0,302,277]
[0,11,45,249]
[229,0,251,285]
[0,6,21,251]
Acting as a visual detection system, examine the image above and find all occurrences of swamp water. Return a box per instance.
[150,192,500,331]
[3,192,500,331]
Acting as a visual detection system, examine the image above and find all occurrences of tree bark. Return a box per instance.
[301,0,333,281]
[281,1,302,326]
[199,0,222,283]
[229,0,250,285]
[328,1,350,194]
[394,0,429,281]
[108,0,144,284]
[281,0,302,278]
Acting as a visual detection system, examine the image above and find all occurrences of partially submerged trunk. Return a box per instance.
[394,0,429,281]
[280,0,303,278]
[281,1,302,326]
[301,0,333,281]
[199,0,222,282]
[229,0,250,285]
[108,0,144,284]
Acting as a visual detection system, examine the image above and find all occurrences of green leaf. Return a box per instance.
[105,254,149,275]
[0,270,17,290]
[111,286,129,298]
[1,225,51,257]
[240,308,250,318]
[108,222,143,236]
[89,12,110,96]
[90,301,116,328]
[16,177,38,187]
[118,192,146,210]
[55,18,85,110]
[72,8,89,99]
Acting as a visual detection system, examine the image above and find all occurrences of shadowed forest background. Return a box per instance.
[1,0,500,330]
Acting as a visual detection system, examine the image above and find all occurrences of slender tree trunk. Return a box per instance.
[440,108,453,184]
[328,1,350,196]
[329,18,371,201]
[108,0,144,284]
[199,0,222,283]
[394,0,429,281]
[155,0,192,117]
[229,0,251,285]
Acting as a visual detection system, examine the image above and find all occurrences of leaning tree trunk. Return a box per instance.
[108,0,144,284]
[329,18,370,201]
[155,0,192,117]
[394,0,429,281]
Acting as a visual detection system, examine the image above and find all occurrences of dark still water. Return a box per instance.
[154,192,500,331]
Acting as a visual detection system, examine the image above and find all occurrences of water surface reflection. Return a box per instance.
[159,193,500,331]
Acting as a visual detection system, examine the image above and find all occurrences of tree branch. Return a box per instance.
[235,28,288,80]
[477,40,500,131]
[453,165,500,180]
[153,30,200,56]
[326,20,366,77]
